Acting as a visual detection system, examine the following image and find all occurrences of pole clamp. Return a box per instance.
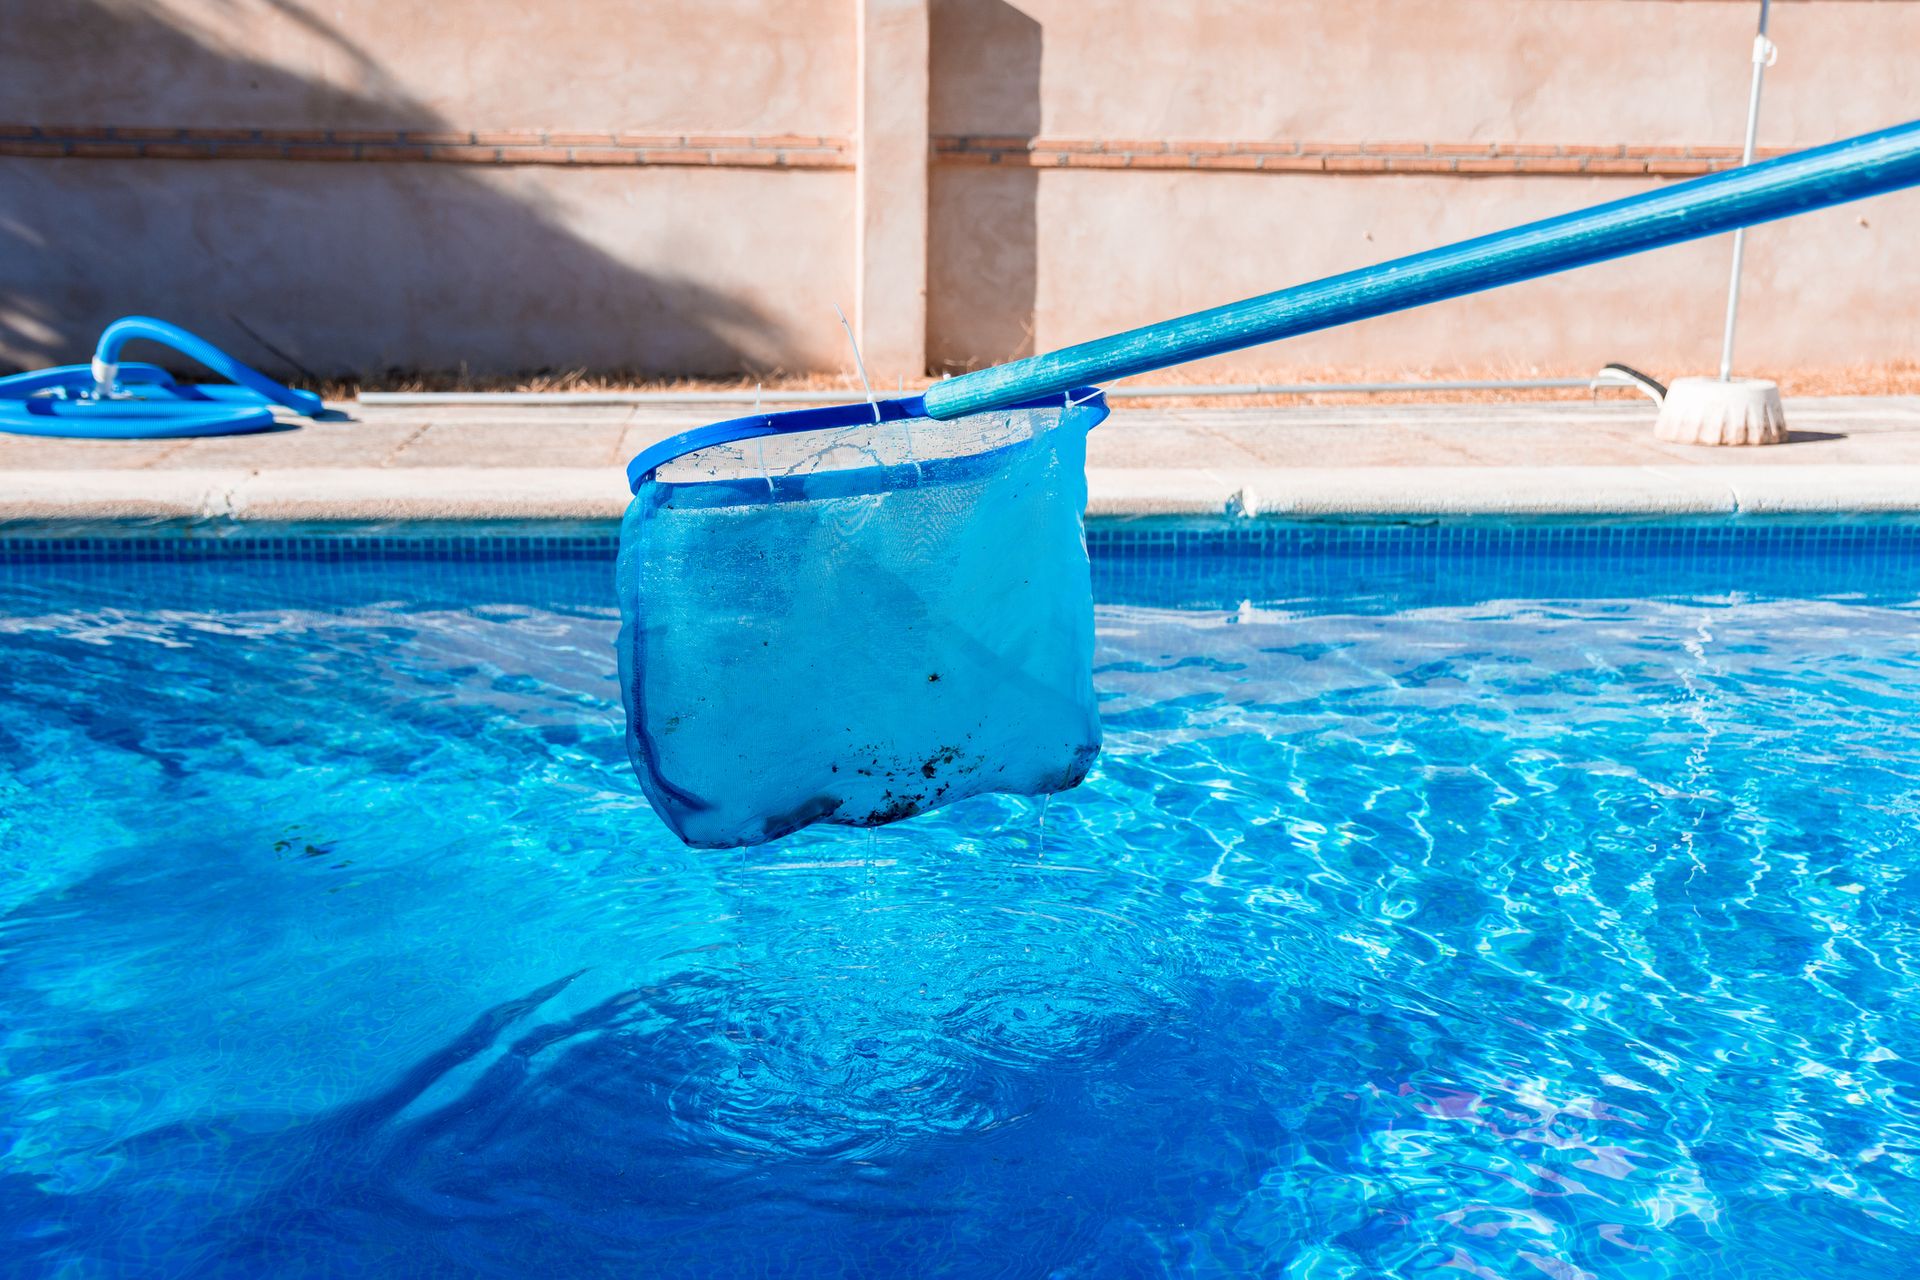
[1752,34,1778,66]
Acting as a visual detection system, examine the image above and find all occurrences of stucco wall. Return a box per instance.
[0,0,855,378]
[926,0,1920,374]
[932,0,1916,145]
[938,170,1915,376]
[5,0,854,134]
[1,160,852,375]
[1,0,1915,379]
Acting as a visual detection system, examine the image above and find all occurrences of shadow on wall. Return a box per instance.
[927,0,1040,374]
[0,0,786,380]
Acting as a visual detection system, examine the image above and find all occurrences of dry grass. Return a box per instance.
[1768,362,1920,397]
[316,360,1920,406]
[314,368,895,401]
[1104,360,1920,407]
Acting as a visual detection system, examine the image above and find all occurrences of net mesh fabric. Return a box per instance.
[618,401,1104,848]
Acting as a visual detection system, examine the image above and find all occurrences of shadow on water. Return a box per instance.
[0,0,784,380]
[9,960,1408,1277]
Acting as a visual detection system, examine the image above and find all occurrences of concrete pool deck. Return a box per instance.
[6,394,1920,522]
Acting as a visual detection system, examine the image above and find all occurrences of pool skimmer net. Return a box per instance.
[619,121,1920,846]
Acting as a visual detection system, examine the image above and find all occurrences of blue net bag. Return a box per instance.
[617,392,1108,848]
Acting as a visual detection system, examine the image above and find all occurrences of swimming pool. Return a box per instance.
[3,523,1918,1278]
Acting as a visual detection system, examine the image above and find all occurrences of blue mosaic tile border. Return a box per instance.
[6,518,1920,564]
[0,531,619,563]
[11,518,1920,556]
[1086,519,1920,552]
[9,519,1920,614]
[0,518,1920,564]
[1081,520,1920,610]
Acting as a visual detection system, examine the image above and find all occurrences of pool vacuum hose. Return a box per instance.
[0,315,322,439]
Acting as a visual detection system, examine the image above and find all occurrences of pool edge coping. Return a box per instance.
[8,463,1920,524]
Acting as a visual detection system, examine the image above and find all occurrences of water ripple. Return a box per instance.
[2,558,1920,1276]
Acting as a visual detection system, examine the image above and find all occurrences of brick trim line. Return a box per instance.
[0,127,1806,177]
[0,125,852,169]
[934,136,1797,175]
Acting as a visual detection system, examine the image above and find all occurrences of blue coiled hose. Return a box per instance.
[0,316,322,438]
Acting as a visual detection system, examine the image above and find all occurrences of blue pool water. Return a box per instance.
[3,526,1919,1278]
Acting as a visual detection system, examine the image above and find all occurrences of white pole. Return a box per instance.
[1719,0,1776,382]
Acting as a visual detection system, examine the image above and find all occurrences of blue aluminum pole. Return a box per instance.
[921,119,1920,421]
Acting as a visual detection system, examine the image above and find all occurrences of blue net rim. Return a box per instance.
[646,427,1084,510]
[624,388,1107,492]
